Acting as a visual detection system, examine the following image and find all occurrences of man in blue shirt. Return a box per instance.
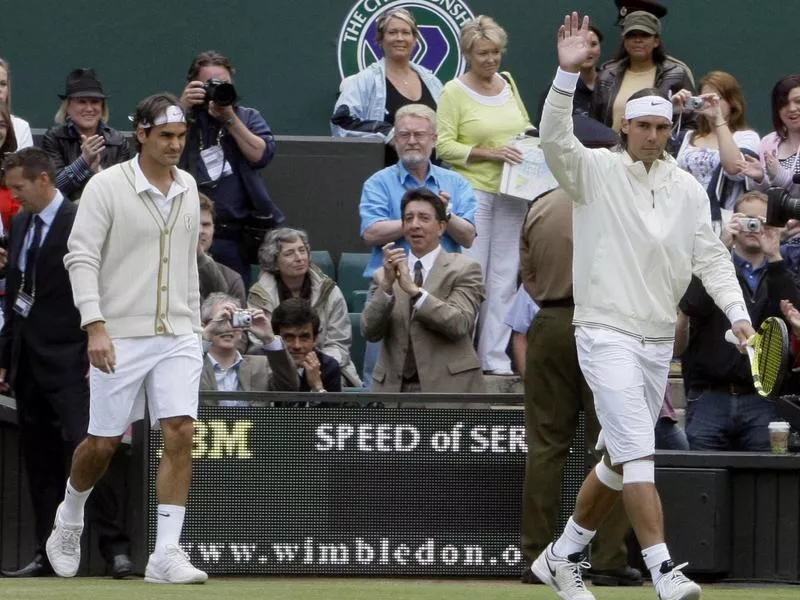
[358,104,477,389]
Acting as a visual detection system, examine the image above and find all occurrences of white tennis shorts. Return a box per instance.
[88,334,202,437]
[575,326,672,465]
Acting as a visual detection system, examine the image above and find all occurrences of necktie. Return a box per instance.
[23,215,44,294]
[403,260,424,381]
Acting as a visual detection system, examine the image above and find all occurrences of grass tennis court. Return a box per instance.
[0,578,797,600]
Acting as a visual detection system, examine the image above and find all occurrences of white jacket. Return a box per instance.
[539,69,748,341]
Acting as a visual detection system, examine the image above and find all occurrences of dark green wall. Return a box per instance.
[3,1,796,136]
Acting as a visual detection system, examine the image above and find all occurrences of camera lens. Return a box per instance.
[211,82,237,107]
[766,187,800,227]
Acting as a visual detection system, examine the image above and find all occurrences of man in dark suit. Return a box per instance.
[362,188,485,393]
[271,298,342,394]
[0,148,131,578]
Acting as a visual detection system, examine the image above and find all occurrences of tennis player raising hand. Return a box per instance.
[530,12,756,600]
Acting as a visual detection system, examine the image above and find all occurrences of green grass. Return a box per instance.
[0,578,797,600]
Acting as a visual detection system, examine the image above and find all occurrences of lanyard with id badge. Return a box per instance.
[15,222,41,318]
[199,127,233,184]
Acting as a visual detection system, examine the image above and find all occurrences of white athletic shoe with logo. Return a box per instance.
[655,561,702,600]
[531,543,595,600]
[145,544,208,584]
[45,503,84,577]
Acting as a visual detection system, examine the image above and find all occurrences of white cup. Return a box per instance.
[768,421,791,454]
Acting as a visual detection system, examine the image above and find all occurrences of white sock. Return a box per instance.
[552,516,596,558]
[642,543,672,582]
[155,504,186,553]
[61,479,92,525]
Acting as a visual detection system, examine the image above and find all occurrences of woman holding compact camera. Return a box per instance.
[671,71,760,233]
[248,227,361,386]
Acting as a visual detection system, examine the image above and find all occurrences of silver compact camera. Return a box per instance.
[741,217,763,233]
[231,310,253,328]
[685,96,705,111]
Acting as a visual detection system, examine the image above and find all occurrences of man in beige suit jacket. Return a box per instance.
[199,293,298,398]
[362,188,485,393]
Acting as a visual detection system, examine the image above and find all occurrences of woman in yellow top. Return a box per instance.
[436,15,532,375]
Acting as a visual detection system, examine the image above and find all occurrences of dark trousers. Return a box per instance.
[15,350,130,563]
[521,307,631,569]
[685,388,777,451]
[211,237,250,288]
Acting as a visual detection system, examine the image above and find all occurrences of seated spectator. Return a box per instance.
[41,68,131,201]
[504,285,539,378]
[272,298,342,393]
[199,293,299,400]
[179,50,281,285]
[677,191,800,451]
[359,103,477,388]
[249,227,361,387]
[0,58,32,148]
[362,188,485,393]
[197,193,246,306]
[331,7,443,166]
[741,74,800,198]
[672,71,760,232]
[0,101,21,231]
[592,10,695,131]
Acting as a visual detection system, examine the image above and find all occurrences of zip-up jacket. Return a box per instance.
[540,69,748,341]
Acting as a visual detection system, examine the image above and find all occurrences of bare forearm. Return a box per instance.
[512,333,527,378]
[227,117,267,163]
[446,215,476,248]
[362,220,403,247]
[715,123,742,175]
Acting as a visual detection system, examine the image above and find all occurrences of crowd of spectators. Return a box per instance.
[1,0,799,586]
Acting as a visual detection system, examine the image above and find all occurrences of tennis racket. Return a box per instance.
[725,316,789,398]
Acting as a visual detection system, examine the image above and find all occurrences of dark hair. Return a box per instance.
[271,298,320,338]
[2,147,56,184]
[0,102,18,155]
[612,35,667,63]
[400,187,447,222]
[588,24,604,44]
[198,192,215,216]
[618,87,670,151]
[186,51,235,81]
[131,92,183,151]
[771,74,800,140]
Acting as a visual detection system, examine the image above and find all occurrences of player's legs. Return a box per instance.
[143,334,206,584]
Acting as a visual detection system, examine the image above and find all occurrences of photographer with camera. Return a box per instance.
[179,51,281,287]
[199,293,299,397]
[671,72,761,233]
[676,191,800,451]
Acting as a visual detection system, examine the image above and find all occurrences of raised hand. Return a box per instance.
[781,299,800,336]
[557,12,593,72]
[736,155,764,182]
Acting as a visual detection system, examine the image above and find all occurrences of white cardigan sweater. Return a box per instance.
[540,69,748,341]
[65,159,202,337]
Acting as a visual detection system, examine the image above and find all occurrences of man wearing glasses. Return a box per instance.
[358,103,477,388]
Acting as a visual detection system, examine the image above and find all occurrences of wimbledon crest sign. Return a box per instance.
[337,0,476,82]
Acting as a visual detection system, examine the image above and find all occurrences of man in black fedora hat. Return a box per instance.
[41,68,130,201]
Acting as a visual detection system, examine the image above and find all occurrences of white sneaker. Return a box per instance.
[655,562,702,600]
[531,543,595,600]
[45,503,84,578]
[145,544,208,584]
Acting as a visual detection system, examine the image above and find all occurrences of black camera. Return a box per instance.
[766,184,800,227]
[202,78,237,107]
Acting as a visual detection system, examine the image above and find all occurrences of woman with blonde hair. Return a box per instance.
[41,68,130,201]
[0,58,32,148]
[436,15,532,375]
[331,7,443,166]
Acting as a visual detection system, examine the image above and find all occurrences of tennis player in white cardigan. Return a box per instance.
[46,93,208,584]
[531,13,757,600]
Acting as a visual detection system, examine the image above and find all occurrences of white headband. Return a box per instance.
[624,96,673,123]
[136,105,186,129]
